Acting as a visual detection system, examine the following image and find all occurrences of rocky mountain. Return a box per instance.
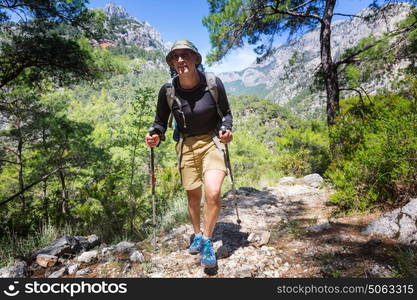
[97,2,168,52]
[103,2,129,18]
[219,3,413,118]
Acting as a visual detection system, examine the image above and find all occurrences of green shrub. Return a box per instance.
[326,94,417,211]
[275,120,330,176]
[157,195,189,233]
[0,222,74,267]
[229,95,330,187]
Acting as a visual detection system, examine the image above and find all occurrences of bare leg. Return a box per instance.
[186,186,202,234]
[203,169,226,238]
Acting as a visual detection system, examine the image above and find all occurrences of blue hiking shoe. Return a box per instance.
[200,238,217,268]
[188,233,203,255]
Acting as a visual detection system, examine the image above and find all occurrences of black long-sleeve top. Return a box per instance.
[151,71,233,140]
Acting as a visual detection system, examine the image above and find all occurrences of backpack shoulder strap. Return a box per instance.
[165,77,186,129]
[165,82,175,111]
[204,72,223,119]
[165,82,175,128]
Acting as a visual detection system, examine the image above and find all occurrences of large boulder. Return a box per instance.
[129,251,145,263]
[74,235,100,253]
[303,174,324,188]
[362,208,401,238]
[114,241,135,253]
[362,198,417,245]
[35,254,58,268]
[279,177,297,185]
[32,235,100,259]
[76,250,98,263]
[32,236,78,258]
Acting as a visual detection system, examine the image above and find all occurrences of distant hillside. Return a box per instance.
[95,2,168,53]
[218,3,413,118]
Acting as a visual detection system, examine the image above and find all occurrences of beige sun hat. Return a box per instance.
[165,40,202,66]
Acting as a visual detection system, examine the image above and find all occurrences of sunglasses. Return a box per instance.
[170,50,194,61]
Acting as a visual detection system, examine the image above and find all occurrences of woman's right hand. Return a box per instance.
[145,133,160,148]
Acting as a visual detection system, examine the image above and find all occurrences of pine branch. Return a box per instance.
[336,43,377,67]
[0,168,61,207]
[340,87,373,104]
[0,159,19,165]
[267,3,322,22]
[291,0,317,11]
[336,16,417,67]
[333,13,366,19]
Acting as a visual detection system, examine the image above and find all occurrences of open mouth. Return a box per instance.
[178,65,189,73]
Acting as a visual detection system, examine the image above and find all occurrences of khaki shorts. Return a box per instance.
[176,134,227,191]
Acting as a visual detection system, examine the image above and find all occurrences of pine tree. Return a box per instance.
[203,0,416,126]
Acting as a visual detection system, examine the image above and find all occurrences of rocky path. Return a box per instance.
[143,175,344,277]
[145,181,333,278]
[2,175,416,278]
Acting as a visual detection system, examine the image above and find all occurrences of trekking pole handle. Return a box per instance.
[220,125,228,134]
[220,126,233,182]
[148,127,159,140]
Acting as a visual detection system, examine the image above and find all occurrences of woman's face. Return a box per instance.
[170,49,198,75]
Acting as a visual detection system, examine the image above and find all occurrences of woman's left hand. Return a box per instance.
[219,129,233,144]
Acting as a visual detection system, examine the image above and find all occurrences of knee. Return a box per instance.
[205,189,221,205]
[188,195,200,205]
[187,187,201,202]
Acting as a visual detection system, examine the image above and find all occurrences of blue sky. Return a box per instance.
[87,0,384,73]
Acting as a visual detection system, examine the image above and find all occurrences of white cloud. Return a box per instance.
[203,46,258,74]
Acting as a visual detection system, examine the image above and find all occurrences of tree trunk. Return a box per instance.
[320,0,339,127]
[0,168,60,207]
[41,128,49,222]
[43,180,49,222]
[17,127,25,211]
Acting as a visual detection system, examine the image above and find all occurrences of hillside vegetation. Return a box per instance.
[1,2,416,270]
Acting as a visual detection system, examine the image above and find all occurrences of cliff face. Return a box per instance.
[99,2,168,52]
[102,2,130,18]
[219,3,413,117]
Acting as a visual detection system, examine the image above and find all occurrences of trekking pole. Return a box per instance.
[150,147,156,226]
[221,126,241,225]
[148,128,158,251]
[147,127,159,227]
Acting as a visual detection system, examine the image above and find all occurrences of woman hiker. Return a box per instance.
[145,40,233,268]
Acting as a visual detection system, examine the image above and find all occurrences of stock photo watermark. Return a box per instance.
[2,280,127,297]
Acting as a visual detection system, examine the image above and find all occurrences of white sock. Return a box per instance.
[203,235,211,240]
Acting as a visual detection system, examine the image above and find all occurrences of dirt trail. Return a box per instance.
[140,182,395,278]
